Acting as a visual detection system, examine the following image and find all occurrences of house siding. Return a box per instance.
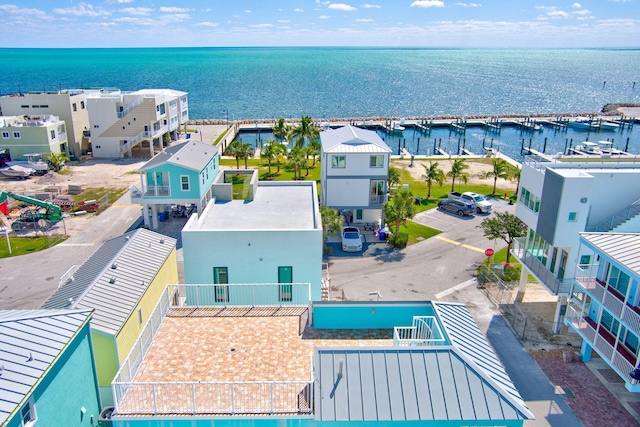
[5,322,101,427]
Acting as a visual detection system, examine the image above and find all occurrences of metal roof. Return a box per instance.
[41,229,176,336]
[321,125,391,154]
[0,309,92,424]
[315,348,530,422]
[138,140,218,173]
[580,232,640,276]
[314,302,533,422]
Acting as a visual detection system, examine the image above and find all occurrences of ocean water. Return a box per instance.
[1,47,639,121]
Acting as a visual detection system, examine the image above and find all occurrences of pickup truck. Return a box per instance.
[448,192,492,214]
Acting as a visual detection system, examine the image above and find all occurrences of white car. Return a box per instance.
[461,192,492,214]
[341,226,363,252]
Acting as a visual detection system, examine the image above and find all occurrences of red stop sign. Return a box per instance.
[485,248,495,257]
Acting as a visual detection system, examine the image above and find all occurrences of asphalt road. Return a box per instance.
[326,197,516,301]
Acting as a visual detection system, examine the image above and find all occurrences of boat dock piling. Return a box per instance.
[484,117,501,132]
[449,118,467,134]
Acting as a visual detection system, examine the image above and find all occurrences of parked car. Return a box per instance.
[437,199,475,217]
[341,226,363,252]
[448,191,492,214]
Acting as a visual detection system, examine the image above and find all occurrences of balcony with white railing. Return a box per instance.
[394,316,448,347]
[512,238,573,295]
[113,283,332,418]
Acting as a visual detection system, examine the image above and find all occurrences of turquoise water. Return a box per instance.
[1,47,639,120]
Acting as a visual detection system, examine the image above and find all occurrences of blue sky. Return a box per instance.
[1,0,638,47]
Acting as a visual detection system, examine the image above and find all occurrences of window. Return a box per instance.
[278,266,293,302]
[579,255,591,266]
[93,125,99,129]
[80,101,85,109]
[608,264,631,296]
[13,131,21,139]
[370,180,385,203]
[72,102,77,112]
[180,175,190,191]
[137,308,143,326]
[568,212,578,222]
[157,103,166,115]
[356,209,363,220]
[370,155,384,168]
[1,132,8,139]
[519,187,540,213]
[213,267,229,303]
[331,155,346,168]
[20,398,37,426]
[20,105,29,108]
[50,130,56,139]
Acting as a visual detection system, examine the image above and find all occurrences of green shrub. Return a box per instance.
[388,232,408,248]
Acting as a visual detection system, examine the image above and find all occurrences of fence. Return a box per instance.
[481,269,581,346]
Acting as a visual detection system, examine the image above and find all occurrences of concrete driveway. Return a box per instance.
[325,197,515,301]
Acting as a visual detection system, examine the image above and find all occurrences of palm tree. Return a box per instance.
[272,141,287,173]
[290,115,320,149]
[287,147,307,179]
[225,141,253,169]
[387,167,401,191]
[261,141,277,175]
[510,165,522,196]
[383,188,416,236]
[46,152,69,172]
[484,158,511,194]
[447,158,470,192]
[319,205,343,243]
[272,118,289,142]
[421,161,445,199]
[309,139,322,166]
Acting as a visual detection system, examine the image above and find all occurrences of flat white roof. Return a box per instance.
[195,183,318,231]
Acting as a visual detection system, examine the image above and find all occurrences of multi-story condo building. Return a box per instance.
[0,114,68,158]
[565,232,640,391]
[0,90,89,157]
[320,125,391,225]
[512,156,640,330]
[86,88,188,158]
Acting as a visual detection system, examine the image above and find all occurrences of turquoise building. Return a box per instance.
[0,309,101,427]
[566,232,640,391]
[108,284,533,426]
[132,139,219,230]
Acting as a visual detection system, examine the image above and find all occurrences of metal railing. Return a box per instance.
[113,380,313,416]
[585,198,640,232]
[118,99,144,118]
[512,238,573,295]
[112,283,312,416]
[118,129,145,153]
[394,316,446,347]
[141,184,170,197]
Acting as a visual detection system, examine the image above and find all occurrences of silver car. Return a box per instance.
[341,226,363,252]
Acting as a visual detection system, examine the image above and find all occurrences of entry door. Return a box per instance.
[557,250,568,281]
[213,267,229,302]
[278,266,293,302]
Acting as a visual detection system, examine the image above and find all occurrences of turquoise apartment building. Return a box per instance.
[566,232,640,391]
[132,139,219,230]
[0,309,101,427]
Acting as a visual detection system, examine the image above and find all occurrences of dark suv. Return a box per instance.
[437,199,475,217]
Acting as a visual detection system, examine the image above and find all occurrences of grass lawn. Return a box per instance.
[0,235,68,258]
[70,187,128,205]
[398,221,441,245]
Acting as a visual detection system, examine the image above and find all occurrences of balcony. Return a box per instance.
[512,238,572,295]
[141,185,170,197]
[394,316,447,347]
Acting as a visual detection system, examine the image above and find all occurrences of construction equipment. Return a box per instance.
[0,192,63,231]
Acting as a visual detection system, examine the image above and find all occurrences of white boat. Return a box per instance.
[597,141,628,155]
[599,121,620,131]
[0,165,36,179]
[391,122,405,133]
[568,120,599,131]
[575,141,602,155]
[7,153,49,175]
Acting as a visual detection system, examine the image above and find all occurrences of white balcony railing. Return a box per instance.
[512,238,573,295]
[142,185,170,197]
[394,316,447,347]
[112,283,312,417]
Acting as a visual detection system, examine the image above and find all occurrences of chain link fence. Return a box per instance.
[479,268,581,346]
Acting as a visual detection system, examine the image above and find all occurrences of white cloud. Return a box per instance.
[244,9,252,13]
[607,0,631,2]
[159,7,191,13]
[319,15,331,18]
[572,3,581,8]
[120,7,153,16]
[536,6,570,19]
[249,23,273,28]
[194,21,219,27]
[573,9,591,15]
[411,1,445,9]
[456,3,481,7]
[106,0,133,3]
[53,3,110,17]
[356,18,373,22]
[114,13,189,26]
[277,19,290,23]
[294,8,304,12]
[0,4,47,17]
[328,4,357,11]
[363,3,381,8]
[202,8,212,12]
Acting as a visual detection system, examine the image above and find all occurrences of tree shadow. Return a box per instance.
[373,246,406,263]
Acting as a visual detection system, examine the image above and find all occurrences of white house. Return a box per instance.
[0,115,68,158]
[512,155,640,330]
[182,172,323,301]
[320,125,391,224]
[86,88,188,158]
[0,90,89,157]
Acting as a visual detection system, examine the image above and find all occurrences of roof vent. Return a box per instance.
[27,352,34,362]
[125,236,130,240]
[141,281,146,287]
[67,297,75,307]
[109,277,116,284]
[159,238,165,244]
[111,263,118,270]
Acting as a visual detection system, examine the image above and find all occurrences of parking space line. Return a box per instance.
[435,279,477,300]
[436,236,484,253]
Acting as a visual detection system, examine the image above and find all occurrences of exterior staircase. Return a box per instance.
[586,199,640,232]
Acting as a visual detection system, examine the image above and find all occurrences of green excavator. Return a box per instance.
[0,191,63,231]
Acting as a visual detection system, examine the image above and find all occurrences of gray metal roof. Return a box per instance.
[0,309,92,424]
[321,125,391,154]
[315,348,530,422]
[41,229,176,336]
[433,302,530,414]
[580,233,640,276]
[138,140,218,173]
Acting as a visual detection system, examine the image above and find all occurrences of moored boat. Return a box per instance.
[0,165,36,179]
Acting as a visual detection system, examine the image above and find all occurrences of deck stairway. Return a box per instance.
[586,198,640,232]
[393,316,446,347]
